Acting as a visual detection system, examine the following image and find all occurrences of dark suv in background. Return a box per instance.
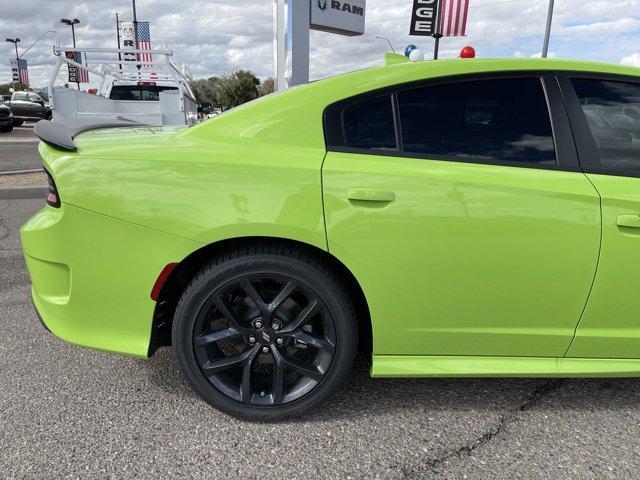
[2,91,52,126]
[0,103,13,132]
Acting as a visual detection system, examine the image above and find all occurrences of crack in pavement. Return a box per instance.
[402,379,564,479]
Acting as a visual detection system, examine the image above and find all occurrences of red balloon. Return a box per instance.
[460,46,476,58]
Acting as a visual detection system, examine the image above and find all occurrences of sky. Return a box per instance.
[1,0,639,88]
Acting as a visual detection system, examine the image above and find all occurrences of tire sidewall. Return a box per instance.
[172,254,356,421]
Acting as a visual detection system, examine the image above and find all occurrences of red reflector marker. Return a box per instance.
[46,191,59,205]
[150,263,178,301]
[460,45,476,59]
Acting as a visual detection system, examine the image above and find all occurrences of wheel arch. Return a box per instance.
[148,236,372,357]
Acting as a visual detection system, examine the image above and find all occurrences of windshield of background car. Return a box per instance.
[109,85,179,101]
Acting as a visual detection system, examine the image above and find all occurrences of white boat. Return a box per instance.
[48,46,198,128]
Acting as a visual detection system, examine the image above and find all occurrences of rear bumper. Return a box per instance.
[20,203,200,357]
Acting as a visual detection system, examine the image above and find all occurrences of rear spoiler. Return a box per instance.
[34,118,143,151]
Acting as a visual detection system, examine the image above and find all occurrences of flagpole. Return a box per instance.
[432,0,443,60]
[132,0,140,71]
[542,0,555,58]
[116,13,123,71]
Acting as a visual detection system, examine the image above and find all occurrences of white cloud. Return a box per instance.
[560,18,640,37]
[530,52,556,58]
[621,52,640,66]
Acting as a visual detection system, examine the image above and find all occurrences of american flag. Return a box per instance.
[440,0,470,37]
[74,52,90,83]
[18,59,29,84]
[136,22,152,63]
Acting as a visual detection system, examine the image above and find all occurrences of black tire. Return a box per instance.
[172,245,357,421]
[45,111,52,121]
[0,125,12,133]
[12,119,23,127]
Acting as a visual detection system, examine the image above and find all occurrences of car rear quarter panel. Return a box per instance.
[41,88,330,250]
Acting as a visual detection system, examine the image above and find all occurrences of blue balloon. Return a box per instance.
[404,44,418,58]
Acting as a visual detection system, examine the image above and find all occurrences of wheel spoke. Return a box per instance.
[292,331,335,353]
[194,327,241,348]
[268,280,298,313]
[211,294,251,333]
[281,299,320,333]
[240,346,260,403]
[280,354,324,381]
[202,345,258,375]
[271,348,286,404]
[240,280,267,312]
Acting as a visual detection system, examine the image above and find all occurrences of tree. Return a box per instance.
[0,82,27,95]
[260,77,274,97]
[216,69,260,110]
[189,70,262,111]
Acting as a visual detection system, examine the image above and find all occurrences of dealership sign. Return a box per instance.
[119,22,137,61]
[10,59,19,82]
[409,0,440,36]
[310,0,366,36]
[65,52,78,82]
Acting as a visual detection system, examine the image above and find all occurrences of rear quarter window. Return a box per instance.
[571,78,640,175]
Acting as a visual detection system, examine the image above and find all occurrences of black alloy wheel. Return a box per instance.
[173,246,357,420]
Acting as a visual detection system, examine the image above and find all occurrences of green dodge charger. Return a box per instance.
[22,56,640,420]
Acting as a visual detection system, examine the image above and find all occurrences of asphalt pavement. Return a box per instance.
[2,197,640,479]
[0,123,42,173]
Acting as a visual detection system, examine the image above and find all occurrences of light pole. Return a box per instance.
[60,18,80,89]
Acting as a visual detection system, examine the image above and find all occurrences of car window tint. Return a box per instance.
[571,79,640,174]
[14,92,28,101]
[342,95,396,150]
[110,85,179,102]
[397,78,556,164]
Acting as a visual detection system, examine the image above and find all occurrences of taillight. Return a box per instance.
[45,170,61,208]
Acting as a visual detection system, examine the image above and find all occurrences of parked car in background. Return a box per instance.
[0,103,13,132]
[3,91,52,125]
[24,57,640,421]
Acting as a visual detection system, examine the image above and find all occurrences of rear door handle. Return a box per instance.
[346,188,395,203]
[617,215,640,229]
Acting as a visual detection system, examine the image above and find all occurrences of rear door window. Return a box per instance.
[397,78,556,164]
[571,79,640,174]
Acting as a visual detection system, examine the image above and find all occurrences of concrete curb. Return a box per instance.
[0,139,39,144]
[0,168,44,175]
[0,187,47,200]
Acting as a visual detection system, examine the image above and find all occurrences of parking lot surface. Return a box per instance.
[2,197,640,479]
[0,124,41,173]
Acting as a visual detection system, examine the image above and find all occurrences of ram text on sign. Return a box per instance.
[409,0,440,36]
[310,0,366,36]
